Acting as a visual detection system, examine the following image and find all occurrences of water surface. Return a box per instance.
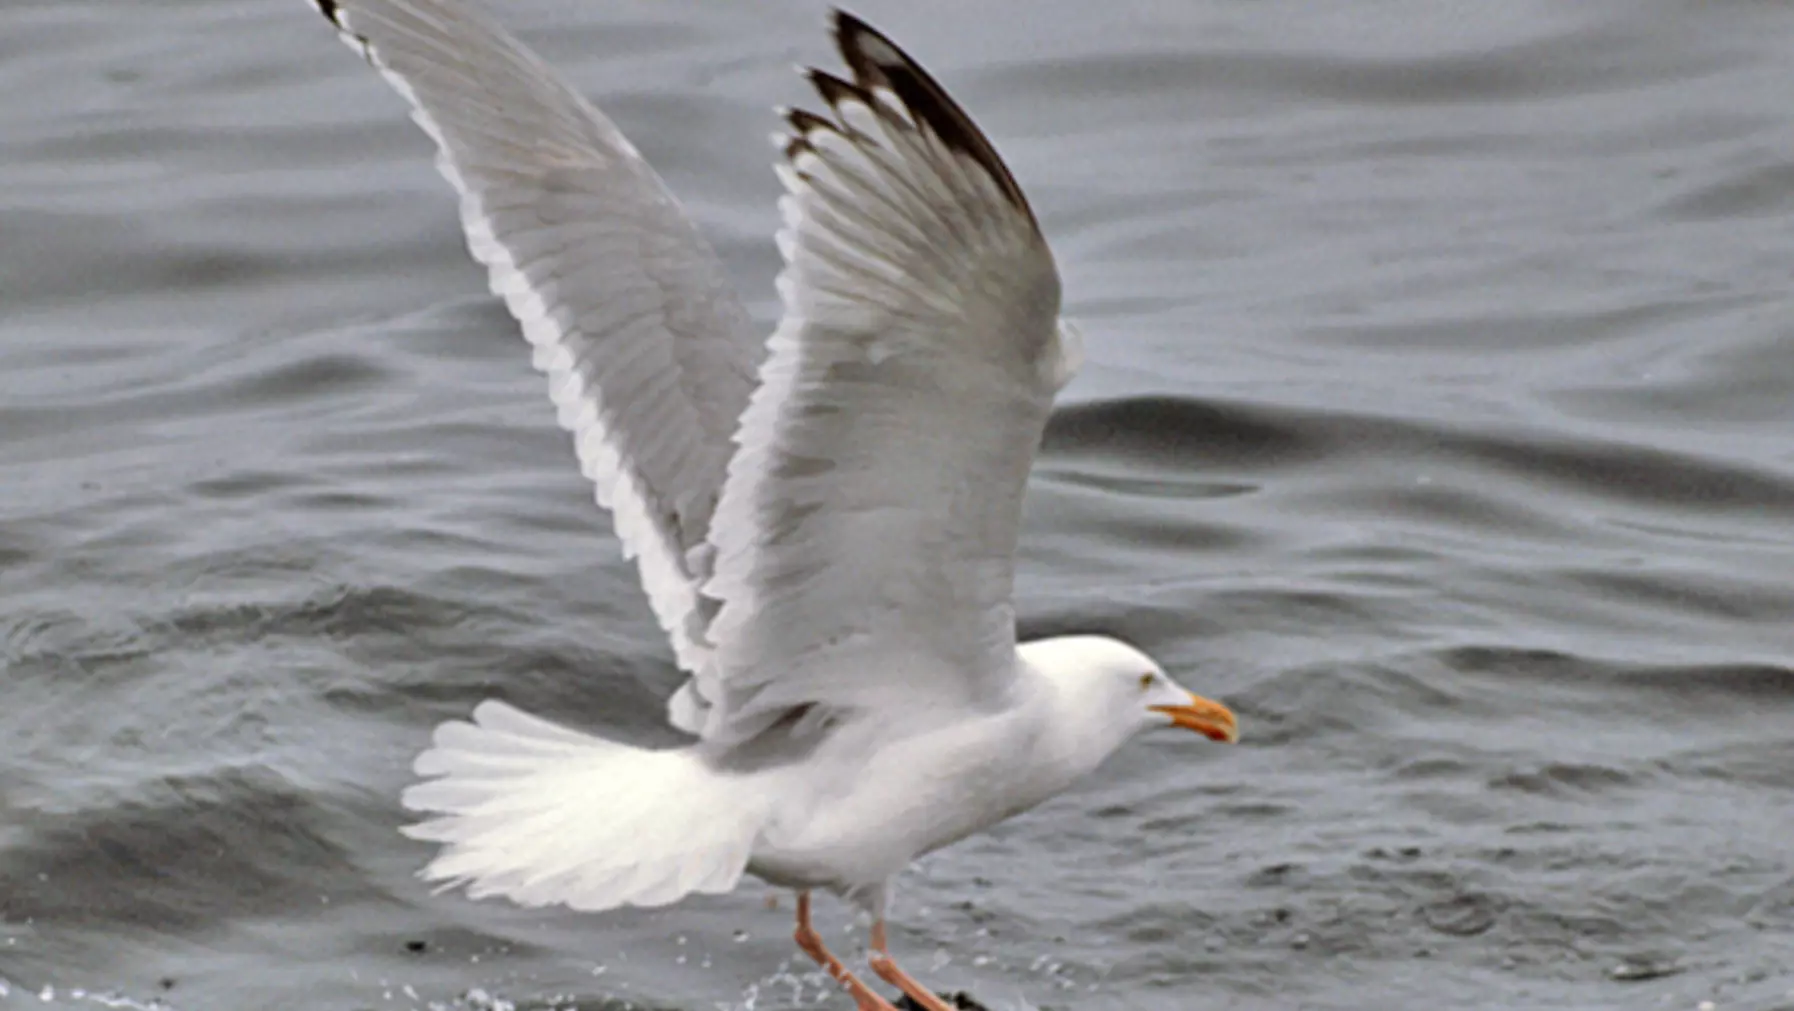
[4,1,1794,1009]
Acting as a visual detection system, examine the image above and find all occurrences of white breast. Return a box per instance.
[745,701,1063,898]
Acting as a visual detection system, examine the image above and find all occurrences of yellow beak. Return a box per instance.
[1150,693,1239,744]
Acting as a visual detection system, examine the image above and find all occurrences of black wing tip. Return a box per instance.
[829,9,904,95]
[309,0,376,62]
[785,106,834,137]
[829,9,877,53]
[822,8,1034,222]
[782,107,833,162]
[803,66,865,113]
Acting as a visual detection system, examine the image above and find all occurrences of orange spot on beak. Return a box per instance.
[1150,693,1239,744]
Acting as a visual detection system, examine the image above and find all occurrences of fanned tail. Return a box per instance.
[401,701,767,911]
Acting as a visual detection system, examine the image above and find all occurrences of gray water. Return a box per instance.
[4,1,1794,1009]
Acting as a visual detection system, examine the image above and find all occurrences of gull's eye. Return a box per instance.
[1138,672,1156,691]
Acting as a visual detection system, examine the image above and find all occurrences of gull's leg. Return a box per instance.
[794,891,898,1011]
[868,919,956,1011]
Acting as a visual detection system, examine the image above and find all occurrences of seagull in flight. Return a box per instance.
[308,1,1239,1007]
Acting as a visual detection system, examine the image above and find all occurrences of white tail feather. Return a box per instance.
[401,700,767,911]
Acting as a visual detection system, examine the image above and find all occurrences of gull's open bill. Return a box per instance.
[308,1,1239,1007]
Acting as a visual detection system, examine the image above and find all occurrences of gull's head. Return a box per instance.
[1019,635,1239,747]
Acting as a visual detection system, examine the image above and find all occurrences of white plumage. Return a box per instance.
[311,2,1237,1007]
[403,700,765,909]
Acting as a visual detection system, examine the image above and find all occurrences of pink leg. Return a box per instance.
[794,892,898,1011]
[868,919,956,1011]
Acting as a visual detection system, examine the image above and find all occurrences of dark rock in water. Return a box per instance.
[896,993,989,1010]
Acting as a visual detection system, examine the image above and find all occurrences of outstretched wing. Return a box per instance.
[679,12,1078,745]
[311,0,762,676]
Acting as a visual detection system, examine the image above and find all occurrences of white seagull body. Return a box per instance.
[309,1,1239,1006]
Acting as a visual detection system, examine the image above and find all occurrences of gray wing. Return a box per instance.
[313,0,762,678]
[679,13,1081,745]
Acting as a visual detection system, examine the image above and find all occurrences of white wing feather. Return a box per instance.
[687,14,1071,744]
[313,0,759,685]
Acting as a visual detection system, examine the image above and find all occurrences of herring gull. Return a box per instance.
[309,1,1240,1006]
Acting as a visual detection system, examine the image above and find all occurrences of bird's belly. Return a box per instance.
[745,714,1050,897]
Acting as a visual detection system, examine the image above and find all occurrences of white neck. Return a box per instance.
[1010,636,1143,798]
